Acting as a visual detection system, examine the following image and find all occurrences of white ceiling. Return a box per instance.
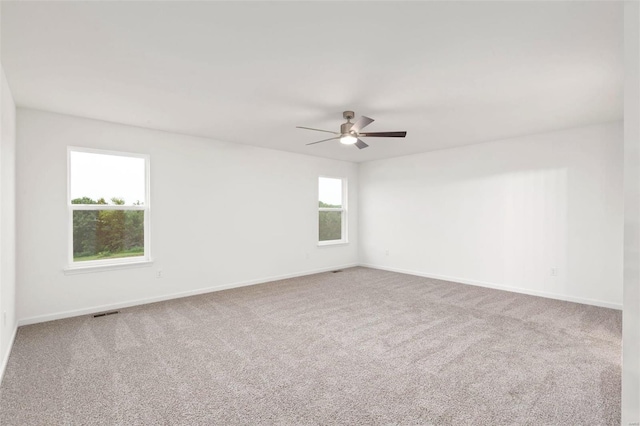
[2,1,623,163]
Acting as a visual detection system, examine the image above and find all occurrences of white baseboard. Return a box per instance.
[0,325,18,385]
[17,262,620,326]
[360,263,623,310]
[17,263,359,326]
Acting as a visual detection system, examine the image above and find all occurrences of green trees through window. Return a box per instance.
[319,201,342,241]
[72,197,144,261]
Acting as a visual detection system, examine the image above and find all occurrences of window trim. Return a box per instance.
[66,146,152,271]
[318,175,348,246]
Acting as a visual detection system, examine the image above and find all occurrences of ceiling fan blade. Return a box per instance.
[359,131,407,138]
[354,139,369,150]
[306,136,340,146]
[350,116,374,133]
[296,126,339,135]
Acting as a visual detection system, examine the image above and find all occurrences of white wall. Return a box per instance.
[16,109,358,323]
[359,122,623,308]
[0,67,17,380]
[623,1,640,423]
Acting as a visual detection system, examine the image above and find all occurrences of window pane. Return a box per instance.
[70,151,146,206]
[319,211,342,241]
[73,210,144,262]
[319,177,342,208]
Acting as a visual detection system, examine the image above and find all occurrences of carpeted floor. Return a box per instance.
[0,267,621,425]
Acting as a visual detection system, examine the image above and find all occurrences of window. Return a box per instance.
[68,147,150,268]
[318,177,346,244]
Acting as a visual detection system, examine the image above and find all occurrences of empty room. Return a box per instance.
[0,1,639,425]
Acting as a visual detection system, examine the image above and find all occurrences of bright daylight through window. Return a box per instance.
[318,177,346,244]
[68,148,149,267]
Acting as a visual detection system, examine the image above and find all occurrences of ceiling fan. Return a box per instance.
[297,111,407,150]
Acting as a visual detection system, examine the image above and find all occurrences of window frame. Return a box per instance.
[66,146,151,271]
[318,175,348,246]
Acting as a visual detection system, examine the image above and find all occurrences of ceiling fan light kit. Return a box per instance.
[297,110,407,150]
[340,135,357,145]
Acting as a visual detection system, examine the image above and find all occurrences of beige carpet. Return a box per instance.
[0,267,621,425]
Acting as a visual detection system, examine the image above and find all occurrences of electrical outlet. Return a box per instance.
[305,252,310,260]
[550,268,558,277]
[385,250,389,256]
[156,270,163,279]
[2,311,6,327]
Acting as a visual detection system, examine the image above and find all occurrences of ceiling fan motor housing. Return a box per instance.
[341,122,354,135]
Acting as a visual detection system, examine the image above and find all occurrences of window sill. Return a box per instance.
[318,240,349,247]
[64,259,154,275]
